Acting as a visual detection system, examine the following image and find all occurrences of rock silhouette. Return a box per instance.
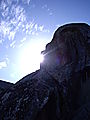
[0,80,13,99]
[0,23,90,120]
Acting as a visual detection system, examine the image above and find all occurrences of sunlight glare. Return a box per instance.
[40,54,44,63]
[19,41,45,76]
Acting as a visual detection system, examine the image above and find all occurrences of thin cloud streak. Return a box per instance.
[0,61,7,69]
[10,41,16,48]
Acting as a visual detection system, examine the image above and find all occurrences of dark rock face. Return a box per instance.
[0,80,13,90]
[0,80,13,98]
[0,23,90,120]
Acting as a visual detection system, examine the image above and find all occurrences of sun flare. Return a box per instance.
[19,41,45,76]
[39,54,44,63]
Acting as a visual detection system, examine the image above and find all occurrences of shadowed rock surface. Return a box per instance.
[0,80,14,98]
[0,23,90,120]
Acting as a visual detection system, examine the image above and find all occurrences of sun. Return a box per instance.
[39,54,44,63]
[19,41,45,76]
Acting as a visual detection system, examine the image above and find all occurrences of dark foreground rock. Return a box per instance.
[0,80,13,98]
[0,23,90,120]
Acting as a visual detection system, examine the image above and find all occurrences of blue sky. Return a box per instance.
[0,0,90,83]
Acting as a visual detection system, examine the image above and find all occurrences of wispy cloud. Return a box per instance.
[0,0,39,43]
[34,24,38,31]
[0,0,50,50]
[22,0,31,5]
[23,22,49,35]
[49,12,53,16]
[0,61,7,69]
[0,0,27,41]
[0,21,10,37]
[20,37,26,43]
[8,31,16,41]
[42,4,53,16]
[38,25,44,32]
[18,43,24,48]
[10,41,16,48]
[0,40,3,44]
[42,4,47,9]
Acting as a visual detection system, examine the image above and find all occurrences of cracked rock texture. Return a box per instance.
[0,23,90,120]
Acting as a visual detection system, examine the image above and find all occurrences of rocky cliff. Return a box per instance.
[0,23,90,120]
[0,80,13,99]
